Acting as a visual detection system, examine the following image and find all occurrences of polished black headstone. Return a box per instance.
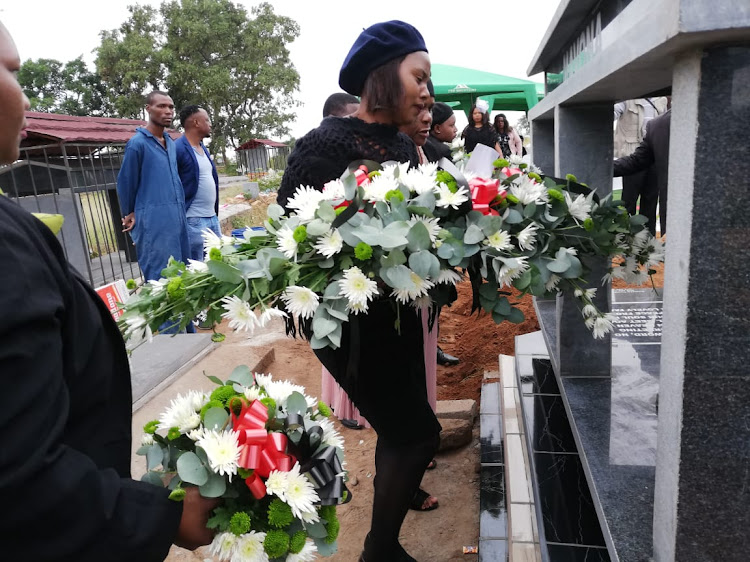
[479,466,507,539]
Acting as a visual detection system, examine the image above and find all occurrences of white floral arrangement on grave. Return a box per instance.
[119,153,663,346]
[138,366,348,561]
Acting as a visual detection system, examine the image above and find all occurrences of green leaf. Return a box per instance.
[493,297,512,315]
[523,202,537,218]
[507,307,526,324]
[505,209,524,224]
[199,471,227,498]
[478,214,502,235]
[207,260,243,284]
[306,218,331,236]
[204,407,229,431]
[195,446,209,466]
[316,201,336,223]
[630,214,649,226]
[380,265,415,290]
[141,471,164,487]
[514,269,532,290]
[286,392,308,415]
[317,257,335,269]
[380,248,407,268]
[207,506,233,531]
[206,375,225,386]
[267,204,284,221]
[547,258,570,273]
[136,445,150,456]
[314,538,339,556]
[406,221,431,252]
[408,250,440,280]
[305,521,329,539]
[146,444,164,470]
[227,365,254,387]
[313,314,338,339]
[176,451,209,486]
[561,255,583,278]
[463,224,485,245]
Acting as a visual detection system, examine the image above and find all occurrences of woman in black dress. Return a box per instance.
[461,101,501,154]
[277,21,439,561]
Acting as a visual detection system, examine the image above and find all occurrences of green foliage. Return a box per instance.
[229,511,252,535]
[207,505,233,531]
[210,384,238,405]
[95,0,301,152]
[289,530,308,554]
[317,401,332,417]
[293,225,308,243]
[267,498,293,528]
[200,399,224,420]
[264,529,290,558]
[166,277,185,299]
[354,242,373,261]
[143,420,159,434]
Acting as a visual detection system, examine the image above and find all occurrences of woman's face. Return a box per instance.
[434,114,457,142]
[402,99,433,147]
[0,24,29,165]
[495,116,506,130]
[472,109,483,124]
[394,51,431,127]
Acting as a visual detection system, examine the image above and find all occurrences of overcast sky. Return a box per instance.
[2,0,560,139]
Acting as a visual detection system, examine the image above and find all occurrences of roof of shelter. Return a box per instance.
[237,139,288,150]
[21,112,180,146]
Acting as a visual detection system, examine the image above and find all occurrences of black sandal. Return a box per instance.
[409,487,439,511]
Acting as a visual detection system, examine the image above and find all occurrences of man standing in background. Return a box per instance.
[175,105,220,261]
[613,97,668,234]
[117,90,190,281]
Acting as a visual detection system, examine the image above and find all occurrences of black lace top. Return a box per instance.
[277,116,419,209]
[461,124,497,153]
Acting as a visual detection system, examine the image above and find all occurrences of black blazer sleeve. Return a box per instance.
[613,130,656,177]
[0,196,182,561]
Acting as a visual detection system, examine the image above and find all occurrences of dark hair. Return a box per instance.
[145,90,170,105]
[360,56,405,114]
[322,93,360,118]
[493,113,513,133]
[179,105,204,128]
[469,104,490,128]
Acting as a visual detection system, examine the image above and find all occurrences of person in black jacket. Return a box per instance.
[614,109,672,235]
[422,101,456,163]
[0,22,217,561]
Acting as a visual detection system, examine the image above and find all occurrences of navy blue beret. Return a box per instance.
[339,20,428,96]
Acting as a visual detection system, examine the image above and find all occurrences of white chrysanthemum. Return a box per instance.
[545,274,561,292]
[158,390,206,432]
[276,225,298,260]
[592,314,615,339]
[449,136,465,150]
[284,463,320,520]
[391,270,435,304]
[231,532,268,562]
[347,300,369,315]
[484,230,513,251]
[436,268,463,285]
[186,259,208,273]
[258,307,288,327]
[123,314,153,342]
[582,304,598,318]
[263,378,306,407]
[560,247,578,256]
[221,295,259,333]
[210,532,238,560]
[435,183,469,209]
[565,191,593,222]
[510,175,549,205]
[496,257,529,288]
[322,178,346,200]
[196,430,241,481]
[339,266,379,306]
[452,149,466,163]
[314,229,344,258]
[625,267,650,285]
[381,161,411,180]
[411,295,433,309]
[280,286,319,319]
[363,173,399,202]
[508,153,525,166]
[254,373,272,388]
[287,540,318,562]
[402,167,437,194]
[242,385,262,403]
[516,222,540,251]
[408,215,441,243]
[585,288,597,299]
[147,278,168,295]
[265,469,288,501]
[187,427,205,441]
[632,229,651,250]
[287,185,326,222]
[644,236,665,267]
[318,417,345,450]
[141,433,154,446]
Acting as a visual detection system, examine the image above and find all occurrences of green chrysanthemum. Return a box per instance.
[229,511,252,536]
[208,247,222,261]
[168,488,186,501]
[125,278,137,290]
[317,401,332,417]
[267,498,294,528]
[528,172,542,182]
[293,225,308,244]
[210,384,238,405]
[324,512,340,544]
[436,170,458,193]
[227,396,244,416]
[166,277,185,299]
[211,332,226,343]
[494,158,510,169]
[143,420,159,434]
[385,189,404,203]
[289,530,308,554]
[260,397,277,417]
[565,173,578,183]
[583,218,595,231]
[263,529,290,558]
[506,194,520,205]
[547,189,564,202]
[167,427,181,440]
[354,242,373,261]
[200,399,224,420]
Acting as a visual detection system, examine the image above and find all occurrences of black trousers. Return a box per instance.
[621,167,659,234]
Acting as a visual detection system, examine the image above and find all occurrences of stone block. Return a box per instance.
[436,399,478,421]
[438,418,474,452]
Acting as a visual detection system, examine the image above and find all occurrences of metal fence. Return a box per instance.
[0,142,141,287]
[236,145,289,178]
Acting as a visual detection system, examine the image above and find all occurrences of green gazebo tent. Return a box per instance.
[431,63,544,115]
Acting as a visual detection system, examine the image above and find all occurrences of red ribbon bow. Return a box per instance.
[469,177,505,216]
[232,399,296,499]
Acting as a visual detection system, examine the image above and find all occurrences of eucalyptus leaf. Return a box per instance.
[380,265,416,290]
[141,471,164,487]
[136,445,150,456]
[147,444,164,471]
[313,315,338,339]
[493,297,512,315]
[523,202,537,218]
[199,471,227,498]
[463,224,485,245]
[436,243,455,260]
[195,446,209,465]
[227,365,253,387]
[318,257,335,269]
[409,250,440,280]
[266,203,284,221]
[328,324,342,348]
[314,538,339,557]
[207,261,243,284]
[305,521,329,539]
[507,307,526,324]
[407,221,431,252]
[478,214,502,235]
[203,407,229,431]
[310,336,331,350]
[286,392,308,415]
[562,255,583,278]
[306,218,331,237]
[380,248,407,268]
[176,451,209,486]
[505,209,524,224]
[206,375,224,386]
[409,190,436,211]
[316,202,336,223]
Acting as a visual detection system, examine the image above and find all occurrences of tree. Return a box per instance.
[18,56,112,116]
[95,0,300,160]
[515,115,531,137]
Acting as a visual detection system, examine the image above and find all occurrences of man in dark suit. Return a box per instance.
[614,108,672,235]
[0,21,216,560]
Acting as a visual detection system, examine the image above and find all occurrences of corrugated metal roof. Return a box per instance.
[237,138,288,150]
[22,111,180,145]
